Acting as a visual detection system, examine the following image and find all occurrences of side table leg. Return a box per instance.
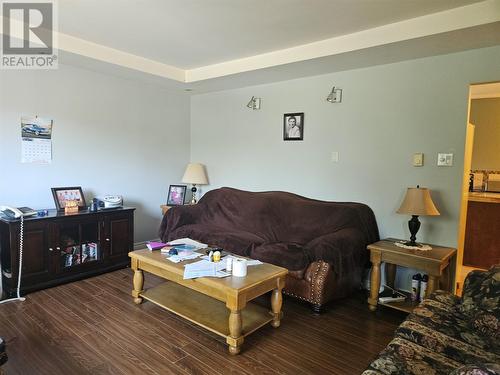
[426,275,438,298]
[132,269,144,304]
[227,309,243,355]
[385,263,397,290]
[368,251,382,311]
[271,288,283,328]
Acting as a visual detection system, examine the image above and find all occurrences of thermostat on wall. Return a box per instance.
[413,153,423,167]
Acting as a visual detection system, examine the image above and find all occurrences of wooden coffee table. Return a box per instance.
[129,249,288,354]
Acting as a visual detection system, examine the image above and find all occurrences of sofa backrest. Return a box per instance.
[197,187,379,245]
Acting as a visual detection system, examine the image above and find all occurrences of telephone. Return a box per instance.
[0,206,34,304]
[0,206,37,219]
[95,195,123,209]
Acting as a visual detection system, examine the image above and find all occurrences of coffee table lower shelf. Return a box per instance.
[141,281,274,338]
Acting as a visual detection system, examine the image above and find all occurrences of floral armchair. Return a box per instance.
[363,265,500,375]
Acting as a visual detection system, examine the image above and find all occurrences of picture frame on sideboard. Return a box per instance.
[51,186,86,211]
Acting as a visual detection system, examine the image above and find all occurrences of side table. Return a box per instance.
[367,238,456,312]
[160,205,172,215]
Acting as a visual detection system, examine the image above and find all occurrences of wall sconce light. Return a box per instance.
[326,86,342,103]
[246,96,261,110]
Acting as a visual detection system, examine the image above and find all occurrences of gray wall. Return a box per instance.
[191,46,500,290]
[470,98,500,171]
[0,64,191,242]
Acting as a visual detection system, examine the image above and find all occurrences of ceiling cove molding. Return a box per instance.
[185,0,500,82]
[0,17,185,82]
[1,0,499,83]
[58,33,186,82]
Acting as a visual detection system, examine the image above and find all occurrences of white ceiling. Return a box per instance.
[59,0,483,69]
[3,0,497,91]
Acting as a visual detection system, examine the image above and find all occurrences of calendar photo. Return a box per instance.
[20,116,53,164]
[21,116,53,139]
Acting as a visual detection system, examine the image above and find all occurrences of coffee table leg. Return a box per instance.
[271,288,283,328]
[227,309,243,355]
[131,259,144,304]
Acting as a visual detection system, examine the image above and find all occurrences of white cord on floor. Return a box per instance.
[0,216,26,304]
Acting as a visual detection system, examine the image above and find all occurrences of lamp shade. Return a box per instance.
[397,187,440,216]
[182,163,208,185]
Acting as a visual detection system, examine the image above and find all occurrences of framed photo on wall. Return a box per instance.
[283,112,304,141]
[51,186,86,210]
[167,185,187,206]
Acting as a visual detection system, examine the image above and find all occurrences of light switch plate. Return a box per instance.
[437,153,453,166]
[331,151,339,162]
[413,153,424,167]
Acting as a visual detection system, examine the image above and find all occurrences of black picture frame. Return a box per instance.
[51,186,87,211]
[283,112,304,141]
[167,185,187,206]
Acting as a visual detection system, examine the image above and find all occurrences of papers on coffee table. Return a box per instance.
[183,260,230,279]
[167,237,208,249]
[167,252,202,263]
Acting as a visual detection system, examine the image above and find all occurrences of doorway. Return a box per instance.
[456,82,500,295]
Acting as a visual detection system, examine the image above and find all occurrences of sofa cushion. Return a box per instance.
[250,242,308,270]
[408,302,492,351]
[449,363,500,375]
[168,224,264,257]
[363,336,461,375]
[470,311,500,355]
[398,291,500,364]
[395,320,499,366]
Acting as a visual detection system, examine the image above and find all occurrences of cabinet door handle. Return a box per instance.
[106,238,110,242]
[49,247,53,252]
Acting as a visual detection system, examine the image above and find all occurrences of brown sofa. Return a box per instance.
[159,187,379,312]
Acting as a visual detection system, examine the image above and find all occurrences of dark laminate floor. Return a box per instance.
[0,269,405,375]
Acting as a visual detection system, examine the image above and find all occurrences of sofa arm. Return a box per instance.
[461,264,500,316]
[158,204,204,241]
[462,269,489,297]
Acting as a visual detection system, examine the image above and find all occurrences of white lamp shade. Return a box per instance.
[182,163,208,185]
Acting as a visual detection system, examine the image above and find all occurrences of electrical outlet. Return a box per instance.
[437,153,453,166]
[331,151,339,163]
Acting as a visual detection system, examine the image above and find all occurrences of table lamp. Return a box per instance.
[396,186,440,247]
[182,163,208,204]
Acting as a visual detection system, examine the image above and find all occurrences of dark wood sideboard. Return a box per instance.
[0,207,134,297]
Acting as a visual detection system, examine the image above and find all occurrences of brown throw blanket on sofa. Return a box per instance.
[159,188,379,281]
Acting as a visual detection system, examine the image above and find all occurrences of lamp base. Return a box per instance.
[190,185,197,205]
[407,215,421,246]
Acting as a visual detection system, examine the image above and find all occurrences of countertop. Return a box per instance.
[468,192,500,204]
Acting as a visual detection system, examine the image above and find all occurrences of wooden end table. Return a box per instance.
[160,205,171,215]
[129,249,288,355]
[367,238,456,313]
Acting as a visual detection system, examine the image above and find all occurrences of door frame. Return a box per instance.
[455,80,500,293]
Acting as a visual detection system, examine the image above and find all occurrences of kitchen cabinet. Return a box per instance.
[464,199,500,269]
